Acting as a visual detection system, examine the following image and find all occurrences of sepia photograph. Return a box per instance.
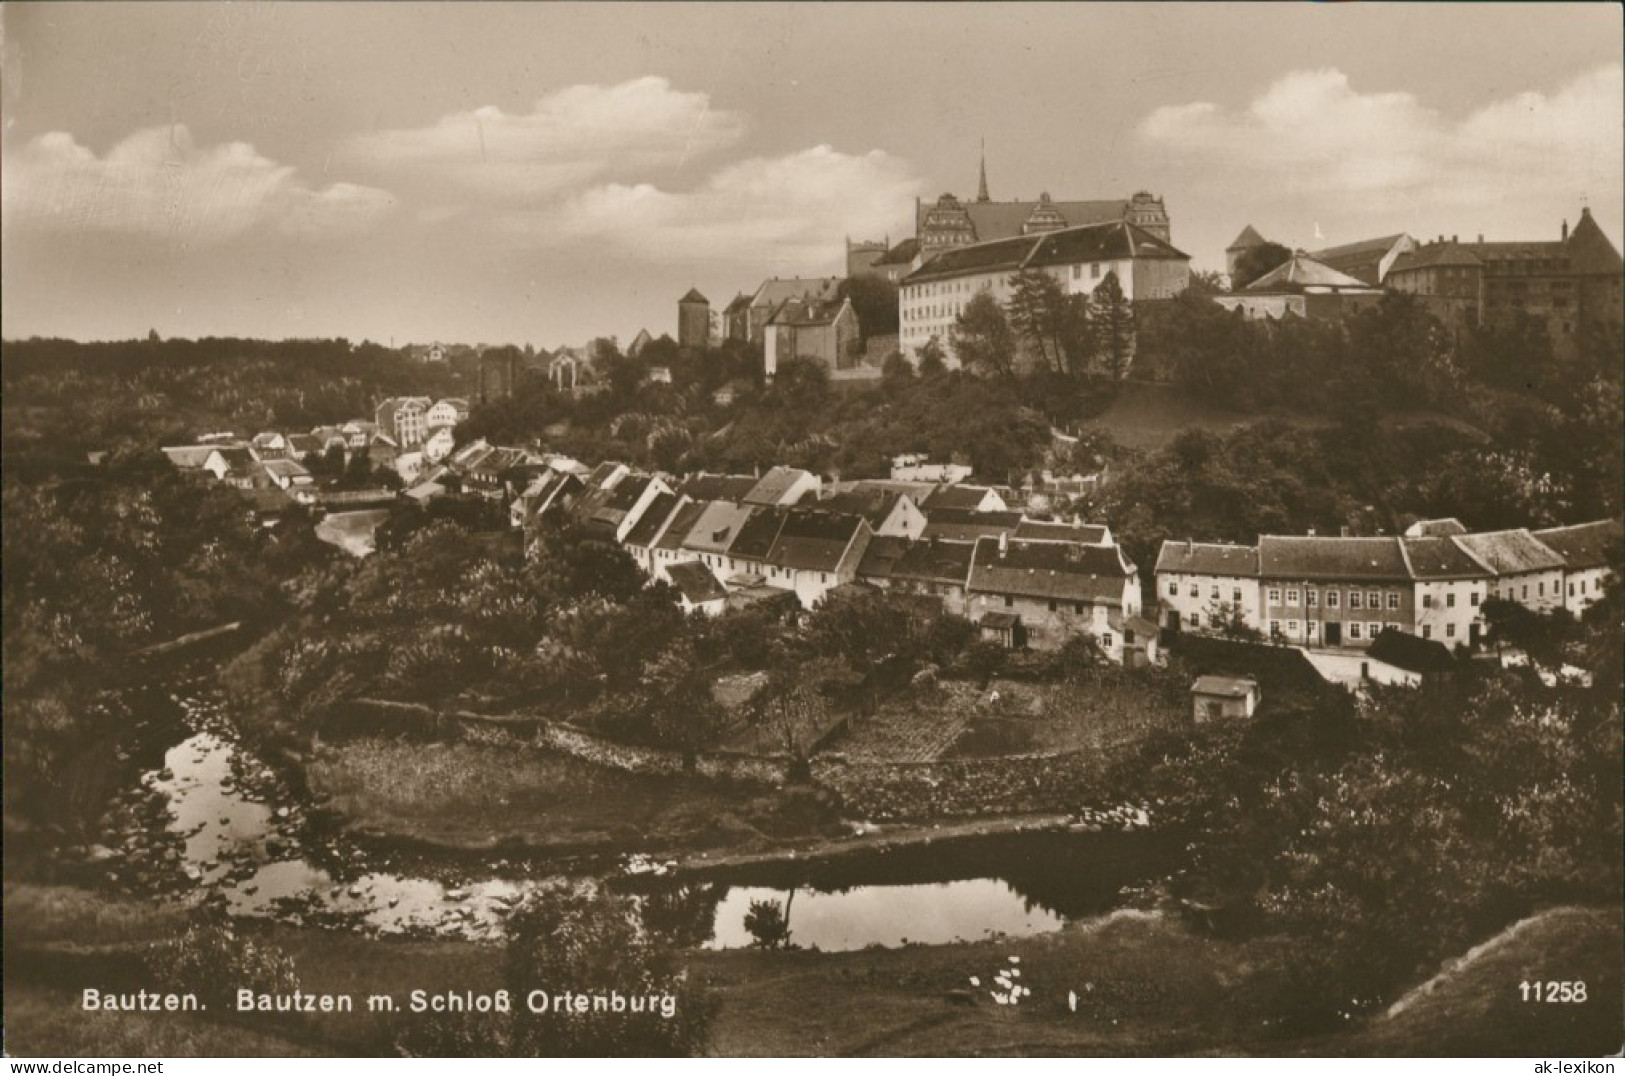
[2,1,1621,1062]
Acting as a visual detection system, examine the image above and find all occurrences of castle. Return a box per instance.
[849,147,1173,277]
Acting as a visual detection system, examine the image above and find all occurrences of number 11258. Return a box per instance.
[1519,981,1586,1003]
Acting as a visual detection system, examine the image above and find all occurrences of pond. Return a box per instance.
[109,684,1172,951]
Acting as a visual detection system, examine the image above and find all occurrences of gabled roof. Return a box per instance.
[1405,517,1468,537]
[1226,225,1267,252]
[1400,536,1487,581]
[1012,519,1108,545]
[922,197,1139,245]
[1257,536,1409,582]
[1451,529,1566,575]
[1309,233,1408,262]
[822,488,909,527]
[858,536,974,587]
[161,445,217,468]
[260,458,311,479]
[768,297,851,329]
[682,500,756,555]
[654,499,709,553]
[745,466,815,506]
[679,288,709,304]
[967,537,1136,605]
[921,508,1024,543]
[1531,520,1622,572]
[211,446,257,472]
[722,292,753,316]
[1389,243,1485,273]
[749,276,841,310]
[678,473,759,502]
[923,484,1003,511]
[764,509,867,573]
[666,560,728,605]
[875,237,919,265]
[728,505,788,560]
[1191,675,1257,698]
[903,221,1188,287]
[1243,252,1379,293]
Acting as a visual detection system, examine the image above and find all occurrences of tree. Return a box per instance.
[643,638,728,768]
[949,292,1016,379]
[1231,241,1292,289]
[743,895,795,949]
[1091,271,1136,381]
[837,274,900,338]
[1005,269,1073,374]
[917,335,948,377]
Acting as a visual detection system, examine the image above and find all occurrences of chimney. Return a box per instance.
[1340,525,1351,538]
[1561,219,1569,241]
[998,532,1009,556]
[1186,538,1193,553]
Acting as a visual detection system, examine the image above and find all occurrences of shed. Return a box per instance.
[1191,675,1260,723]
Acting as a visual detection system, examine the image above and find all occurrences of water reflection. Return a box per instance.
[708,879,1066,951]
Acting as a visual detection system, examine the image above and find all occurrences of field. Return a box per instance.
[829,677,1187,764]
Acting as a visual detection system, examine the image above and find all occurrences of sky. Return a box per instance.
[3,2,1621,349]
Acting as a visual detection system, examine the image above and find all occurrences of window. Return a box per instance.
[1349,622,1362,640]
[1092,263,1102,279]
[1368,591,1381,609]
[1307,591,1318,608]
[1072,265,1082,280]
[1233,587,1243,603]
[1369,622,1382,639]
[1047,600,1058,612]
[1211,585,1220,600]
[1423,594,1434,609]
[1189,612,1200,627]
[1349,592,1362,610]
[1387,593,1400,610]
[1190,584,1199,598]
[1327,591,1340,609]
[1423,625,1432,639]
[1287,620,1298,635]
[1287,589,1300,606]
[1074,602,1085,614]
[1446,622,1456,638]
[1270,620,1281,637]
[1268,588,1282,604]
[1101,633,1113,649]
[1470,592,1480,606]
[1167,581,1178,597]
[1538,581,1545,597]
[1521,585,1529,600]
[1568,582,1575,597]
[1307,621,1318,636]
[1004,595,1014,607]
[1445,592,1456,608]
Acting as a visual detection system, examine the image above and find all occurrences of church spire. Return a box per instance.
[976,138,990,203]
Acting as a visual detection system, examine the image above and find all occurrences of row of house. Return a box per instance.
[501,455,1155,664]
[1154,517,1619,651]
[374,396,470,456]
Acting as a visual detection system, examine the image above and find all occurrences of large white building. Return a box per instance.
[898,219,1190,366]
[1153,519,1620,651]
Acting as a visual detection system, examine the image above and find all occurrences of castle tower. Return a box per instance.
[678,288,711,348]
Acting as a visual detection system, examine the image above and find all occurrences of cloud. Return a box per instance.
[534,144,921,266]
[346,76,746,201]
[2,125,396,245]
[1139,65,1623,211]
